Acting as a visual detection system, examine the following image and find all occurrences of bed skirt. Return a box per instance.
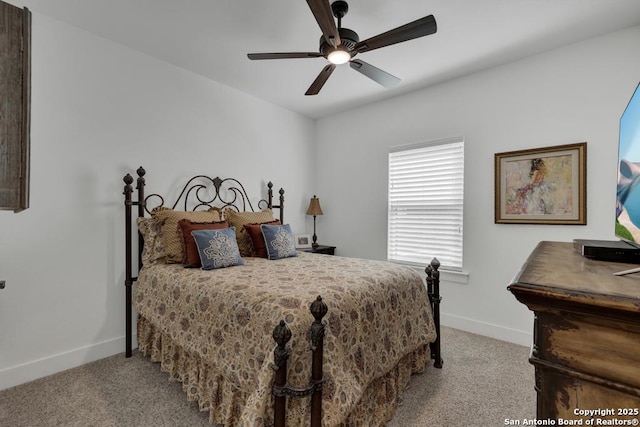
[137,314,430,427]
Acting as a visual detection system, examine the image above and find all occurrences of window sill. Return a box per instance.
[439,268,469,285]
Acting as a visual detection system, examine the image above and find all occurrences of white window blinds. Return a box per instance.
[388,138,464,270]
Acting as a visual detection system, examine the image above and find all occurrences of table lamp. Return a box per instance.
[306,195,323,248]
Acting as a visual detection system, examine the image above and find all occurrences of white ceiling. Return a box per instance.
[14,0,640,119]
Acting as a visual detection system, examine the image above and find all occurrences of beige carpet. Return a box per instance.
[0,327,535,426]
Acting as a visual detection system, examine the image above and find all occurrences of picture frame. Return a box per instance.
[494,142,587,224]
[295,233,312,249]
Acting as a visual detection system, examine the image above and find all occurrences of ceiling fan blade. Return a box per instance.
[354,15,437,53]
[306,0,341,47]
[305,64,336,96]
[247,52,323,60]
[349,59,400,88]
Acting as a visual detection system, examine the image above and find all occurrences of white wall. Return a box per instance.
[315,25,640,346]
[0,13,315,390]
[2,8,639,391]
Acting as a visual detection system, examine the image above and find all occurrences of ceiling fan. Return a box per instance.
[247,0,437,95]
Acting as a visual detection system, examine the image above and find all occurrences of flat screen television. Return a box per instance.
[616,81,640,246]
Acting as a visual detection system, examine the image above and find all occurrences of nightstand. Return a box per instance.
[301,245,336,255]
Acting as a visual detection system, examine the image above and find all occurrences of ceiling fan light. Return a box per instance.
[327,49,351,65]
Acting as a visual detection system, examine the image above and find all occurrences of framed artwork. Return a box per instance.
[295,233,312,249]
[495,142,587,224]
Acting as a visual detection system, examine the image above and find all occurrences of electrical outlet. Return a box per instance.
[0,280,5,289]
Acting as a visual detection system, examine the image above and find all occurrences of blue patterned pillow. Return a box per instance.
[191,227,244,270]
[261,223,297,260]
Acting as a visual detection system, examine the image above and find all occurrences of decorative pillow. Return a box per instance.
[191,227,244,270]
[209,206,223,220]
[136,217,165,265]
[243,220,281,258]
[178,219,228,267]
[261,223,297,260]
[225,209,276,257]
[152,208,222,263]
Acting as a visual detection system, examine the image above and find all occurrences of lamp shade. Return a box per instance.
[306,196,323,216]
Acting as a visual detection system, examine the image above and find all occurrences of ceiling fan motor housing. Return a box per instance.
[319,27,359,57]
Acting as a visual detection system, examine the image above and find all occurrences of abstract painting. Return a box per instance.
[495,143,586,224]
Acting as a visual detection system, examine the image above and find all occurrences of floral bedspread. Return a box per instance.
[134,252,436,426]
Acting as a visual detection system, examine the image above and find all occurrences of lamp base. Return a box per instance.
[312,216,319,249]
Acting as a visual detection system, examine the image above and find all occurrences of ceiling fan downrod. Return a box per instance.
[331,0,348,29]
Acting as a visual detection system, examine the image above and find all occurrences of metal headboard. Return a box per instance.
[122,166,284,357]
[142,174,282,216]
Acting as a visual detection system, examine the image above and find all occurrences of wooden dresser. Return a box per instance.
[508,241,640,423]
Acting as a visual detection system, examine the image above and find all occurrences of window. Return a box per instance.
[388,137,464,270]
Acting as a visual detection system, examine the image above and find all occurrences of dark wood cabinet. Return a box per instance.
[0,1,31,212]
[508,241,640,422]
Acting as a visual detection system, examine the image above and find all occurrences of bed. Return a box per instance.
[122,167,443,427]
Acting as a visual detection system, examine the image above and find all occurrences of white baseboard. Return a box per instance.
[0,335,137,391]
[441,312,533,347]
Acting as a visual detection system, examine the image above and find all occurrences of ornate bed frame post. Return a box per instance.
[271,296,327,427]
[272,320,292,427]
[309,296,328,427]
[123,167,146,358]
[426,258,443,368]
[267,181,286,223]
[123,173,134,358]
[278,188,284,223]
[135,167,146,269]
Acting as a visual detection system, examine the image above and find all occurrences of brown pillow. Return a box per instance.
[152,208,222,263]
[136,217,165,265]
[225,209,276,257]
[243,220,281,258]
[178,219,229,267]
